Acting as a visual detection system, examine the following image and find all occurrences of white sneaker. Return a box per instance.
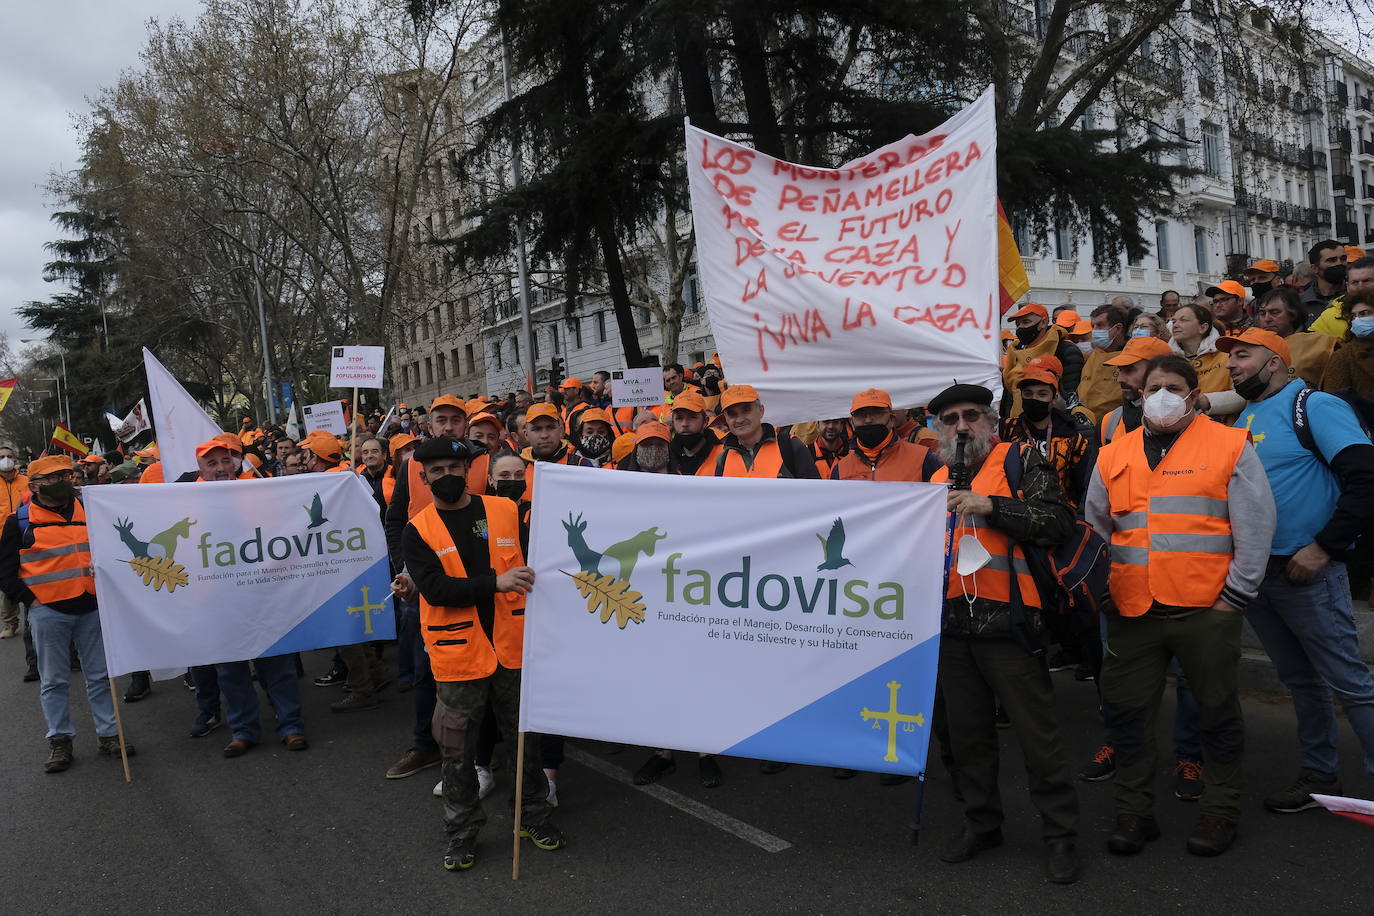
[476,765,494,800]
[547,775,558,807]
[432,779,443,798]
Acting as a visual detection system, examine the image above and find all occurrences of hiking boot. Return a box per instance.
[97,735,136,757]
[1078,745,1116,782]
[387,746,442,779]
[330,691,379,712]
[520,821,566,851]
[312,665,346,687]
[1173,760,1203,801]
[1263,771,1341,813]
[189,713,223,738]
[283,733,308,751]
[44,737,73,774]
[698,755,723,788]
[939,827,1003,864]
[443,836,476,871]
[1107,814,1160,854]
[476,765,495,800]
[1186,814,1237,857]
[1047,648,1080,672]
[1045,839,1081,885]
[23,663,39,683]
[123,672,152,703]
[634,753,675,785]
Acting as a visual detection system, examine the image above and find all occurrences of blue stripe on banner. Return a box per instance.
[721,636,939,776]
[259,557,396,657]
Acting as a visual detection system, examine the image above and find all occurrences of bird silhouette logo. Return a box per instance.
[815,518,854,572]
[112,517,196,593]
[560,513,666,629]
[303,492,329,529]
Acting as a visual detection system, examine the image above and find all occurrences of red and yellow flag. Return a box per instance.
[0,378,15,414]
[997,200,1030,315]
[50,424,90,457]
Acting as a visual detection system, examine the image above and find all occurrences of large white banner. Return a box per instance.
[85,472,393,676]
[686,89,1000,426]
[143,348,222,482]
[520,464,944,776]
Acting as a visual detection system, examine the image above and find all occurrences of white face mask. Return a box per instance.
[1143,388,1190,426]
[0,458,15,472]
[1076,341,1093,355]
[956,532,992,576]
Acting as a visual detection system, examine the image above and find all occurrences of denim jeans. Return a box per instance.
[29,604,116,739]
[190,665,222,722]
[401,600,438,752]
[1246,561,1374,780]
[396,599,417,685]
[216,654,304,743]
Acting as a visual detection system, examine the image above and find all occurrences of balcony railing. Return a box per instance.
[1333,173,1357,196]
[1337,221,1360,242]
[1331,126,1354,151]
[1362,139,1374,156]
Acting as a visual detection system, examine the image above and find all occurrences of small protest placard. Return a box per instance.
[610,368,665,408]
[302,401,347,435]
[329,346,385,388]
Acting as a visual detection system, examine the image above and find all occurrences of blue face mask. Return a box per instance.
[1091,329,1114,349]
[1352,315,1374,339]
[1130,328,1153,338]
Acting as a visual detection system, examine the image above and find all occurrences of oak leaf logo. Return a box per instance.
[562,570,646,629]
[122,556,189,593]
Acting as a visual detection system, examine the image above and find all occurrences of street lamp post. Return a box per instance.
[21,339,71,428]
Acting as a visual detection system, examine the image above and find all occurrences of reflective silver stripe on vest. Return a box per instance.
[1148,496,1230,518]
[1103,410,1123,441]
[1112,512,1147,531]
[1111,544,1150,566]
[21,567,92,587]
[1149,532,1234,554]
[981,553,1033,576]
[20,542,90,563]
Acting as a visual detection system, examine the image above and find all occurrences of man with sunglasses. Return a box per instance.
[0,455,134,773]
[926,384,1081,884]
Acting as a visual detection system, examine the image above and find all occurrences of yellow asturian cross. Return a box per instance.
[346,585,387,635]
[861,680,925,763]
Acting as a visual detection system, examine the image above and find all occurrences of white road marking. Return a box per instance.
[565,747,793,853]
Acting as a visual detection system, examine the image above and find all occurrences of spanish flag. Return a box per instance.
[997,200,1030,315]
[0,379,14,414]
[50,423,90,457]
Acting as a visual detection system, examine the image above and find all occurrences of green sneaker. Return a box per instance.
[520,822,566,851]
[442,837,475,871]
[97,735,136,757]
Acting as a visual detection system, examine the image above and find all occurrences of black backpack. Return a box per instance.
[1292,386,1374,466]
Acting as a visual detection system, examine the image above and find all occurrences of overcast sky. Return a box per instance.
[0,0,203,352]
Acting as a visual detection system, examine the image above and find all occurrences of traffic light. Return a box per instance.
[550,357,565,386]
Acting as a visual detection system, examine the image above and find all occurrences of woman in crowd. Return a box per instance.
[1322,289,1374,398]
[1168,302,1244,421]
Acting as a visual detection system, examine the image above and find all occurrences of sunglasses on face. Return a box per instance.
[938,409,985,427]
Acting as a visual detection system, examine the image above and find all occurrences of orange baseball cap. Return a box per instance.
[1070,318,1091,336]
[134,444,159,460]
[1000,329,1014,341]
[214,433,245,454]
[389,432,417,454]
[1008,303,1048,320]
[611,432,637,464]
[81,453,105,464]
[1018,368,1059,389]
[1346,245,1365,262]
[526,403,561,425]
[1246,258,1280,275]
[1026,355,1063,379]
[28,455,73,477]
[559,377,583,390]
[1104,336,1173,366]
[302,435,343,462]
[1054,309,1081,329]
[467,412,502,431]
[1205,280,1247,299]
[578,407,613,428]
[719,384,760,409]
[671,390,707,414]
[429,394,467,414]
[195,438,237,458]
[1215,327,1291,365]
[635,421,671,444]
[850,388,892,412]
[465,398,489,414]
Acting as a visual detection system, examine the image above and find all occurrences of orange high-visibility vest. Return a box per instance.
[19,501,95,605]
[833,440,932,482]
[406,450,488,519]
[1100,407,1126,443]
[1096,418,1248,617]
[930,443,1041,608]
[410,496,525,682]
[0,474,29,518]
[702,440,785,478]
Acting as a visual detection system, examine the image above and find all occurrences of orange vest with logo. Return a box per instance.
[19,501,95,605]
[1096,418,1247,617]
[833,440,932,482]
[406,451,488,519]
[410,496,525,682]
[702,440,785,478]
[930,443,1041,608]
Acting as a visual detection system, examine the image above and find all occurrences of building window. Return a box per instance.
[1054,222,1074,260]
[571,317,583,349]
[465,343,475,374]
[533,333,541,360]
[684,264,703,313]
[492,343,503,371]
[437,352,447,381]
[1155,221,1171,270]
[451,348,463,378]
[596,311,607,343]
[424,357,434,385]
[1193,226,1209,273]
[512,336,520,365]
[1201,122,1223,177]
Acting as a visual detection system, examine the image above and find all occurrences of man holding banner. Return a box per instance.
[927,384,1081,884]
[400,437,564,870]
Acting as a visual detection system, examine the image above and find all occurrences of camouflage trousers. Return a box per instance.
[434,667,551,841]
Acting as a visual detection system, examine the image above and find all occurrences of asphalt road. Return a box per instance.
[2,642,1371,915]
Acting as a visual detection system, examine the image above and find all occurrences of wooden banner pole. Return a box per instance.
[108,677,132,783]
[349,387,360,470]
[512,730,527,880]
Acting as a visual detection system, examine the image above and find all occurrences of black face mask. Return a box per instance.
[1249,280,1273,296]
[1324,264,1347,286]
[854,424,889,448]
[1233,365,1273,402]
[430,474,466,503]
[38,480,74,504]
[674,431,704,450]
[493,479,526,502]
[1021,397,1052,422]
[1015,324,1041,346]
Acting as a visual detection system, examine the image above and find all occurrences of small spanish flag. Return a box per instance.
[997,200,1030,315]
[0,379,14,414]
[50,423,90,457]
